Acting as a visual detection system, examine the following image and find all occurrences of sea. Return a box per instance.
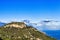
[42,30,60,40]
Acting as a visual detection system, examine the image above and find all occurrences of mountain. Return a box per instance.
[0,22,56,40]
[0,22,6,27]
[22,20,32,26]
[22,20,30,23]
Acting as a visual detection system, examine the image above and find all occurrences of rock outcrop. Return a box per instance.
[4,22,26,28]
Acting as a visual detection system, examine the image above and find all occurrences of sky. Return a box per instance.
[0,0,60,22]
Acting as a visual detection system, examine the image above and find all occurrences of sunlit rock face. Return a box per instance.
[4,22,26,28]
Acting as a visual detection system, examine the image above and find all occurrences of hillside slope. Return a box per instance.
[0,22,56,40]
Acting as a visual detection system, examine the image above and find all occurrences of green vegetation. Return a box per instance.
[0,22,56,40]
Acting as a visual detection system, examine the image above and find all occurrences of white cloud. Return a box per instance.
[34,21,60,30]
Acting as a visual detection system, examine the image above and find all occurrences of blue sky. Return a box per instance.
[0,0,60,22]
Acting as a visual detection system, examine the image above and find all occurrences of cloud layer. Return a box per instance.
[23,20,60,30]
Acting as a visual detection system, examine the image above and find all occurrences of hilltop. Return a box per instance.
[4,22,26,28]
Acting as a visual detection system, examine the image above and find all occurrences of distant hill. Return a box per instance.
[0,22,56,40]
[0,22,6,27]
